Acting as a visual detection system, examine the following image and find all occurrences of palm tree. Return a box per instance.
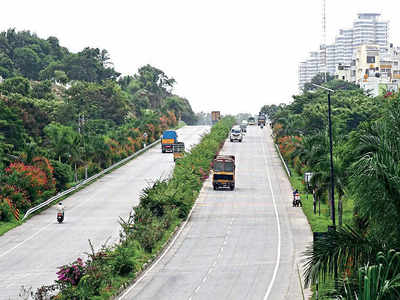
[350,103,400,244]
[341,250,400,300]
[303,222,384,288]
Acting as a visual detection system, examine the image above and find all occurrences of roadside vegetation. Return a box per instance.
[21,117,234,299]
[264,73,400,299]
[0,29,197,232]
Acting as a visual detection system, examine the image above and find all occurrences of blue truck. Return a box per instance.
[161,130,178,153]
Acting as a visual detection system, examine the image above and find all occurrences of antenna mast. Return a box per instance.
[322,0,327,82]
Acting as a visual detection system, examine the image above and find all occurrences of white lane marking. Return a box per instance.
[262,129,282,300]
[0,222,53,259]
[202,277,207,283]
[0,127,209,259]
[118,182,204,300]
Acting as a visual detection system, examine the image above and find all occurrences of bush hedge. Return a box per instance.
[32,117,235,299]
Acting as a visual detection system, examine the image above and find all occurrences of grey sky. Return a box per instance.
[2,0,400,115]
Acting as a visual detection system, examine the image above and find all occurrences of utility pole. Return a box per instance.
[312,84,335,226]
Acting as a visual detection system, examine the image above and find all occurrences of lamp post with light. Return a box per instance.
[312,84,335,227]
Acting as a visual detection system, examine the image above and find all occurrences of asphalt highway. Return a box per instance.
[0,126,209,300]
[119,125,312,300]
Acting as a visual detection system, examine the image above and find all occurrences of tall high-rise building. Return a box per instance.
[353,13,388,49]
[298,51,321,90]
[299,13,389,90]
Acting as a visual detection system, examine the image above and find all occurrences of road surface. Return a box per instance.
[119,125,312,300]
[0,126,209,300]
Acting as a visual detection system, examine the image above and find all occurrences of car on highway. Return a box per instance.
[248,116,256,125]
[230,126,243,142]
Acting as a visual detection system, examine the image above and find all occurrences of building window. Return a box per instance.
[367,56,375,63]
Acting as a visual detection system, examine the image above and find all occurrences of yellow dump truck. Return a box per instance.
[212,155,235,190]
[173,142,185,162]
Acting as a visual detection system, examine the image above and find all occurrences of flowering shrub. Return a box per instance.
[0,184,30,211]
[56,258,86,286]
[53,117,235,299]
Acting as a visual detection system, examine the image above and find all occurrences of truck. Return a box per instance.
[161,130,178,153]
[211,111,221,125]
[212,155,235,190]
[173,142,185,161]
[257,114,266,126]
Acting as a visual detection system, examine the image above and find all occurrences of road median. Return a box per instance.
[32,118,234,300]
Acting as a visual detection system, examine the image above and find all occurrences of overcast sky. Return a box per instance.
[2,0,400,115]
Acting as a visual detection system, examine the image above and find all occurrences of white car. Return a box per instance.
[230,126,243,142]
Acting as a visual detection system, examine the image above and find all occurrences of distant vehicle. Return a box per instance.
[57,212,64,223]
[161,130,178,153]
[258,114,266,126]
[173,142,185,162]
[230,126,243,142]
[240,123,247,133]
[248,117,256,125]
[212,155,235,190]
[211,111,221,125]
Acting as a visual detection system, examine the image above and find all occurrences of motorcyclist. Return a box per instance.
[56,202,65,217]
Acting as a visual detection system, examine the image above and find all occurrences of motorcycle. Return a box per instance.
[57,212,64,223]
[292,196,302,207]
[260,124,264,129]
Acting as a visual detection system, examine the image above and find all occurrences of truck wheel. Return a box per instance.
[230,139,233,142]
[213,185,217,190]
[230,184,235,191]
[162,149,166,153]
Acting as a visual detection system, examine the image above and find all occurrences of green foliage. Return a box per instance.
[0,29,118,82]
[0,97,27,152]
[0,28,198,244]
[303,72,335,92]
[50,160,73,191]
[268,81,398,298]
[44,122,81,163]
[0,201,13,222]
[1,76,31,96]
[350,96,400,245]
[31,80,52,99]
[54,117,235,299]
[64,80,129,125]
[13,47,40,79]
[342,250,400,300]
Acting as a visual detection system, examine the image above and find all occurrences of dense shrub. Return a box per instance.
[50,160,73,191]
[0,201,14,222]
[49,117,235,299]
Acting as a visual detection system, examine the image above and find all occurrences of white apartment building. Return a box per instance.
[334,44,400,96]
[299,13,389,90]
[298,51,321,90]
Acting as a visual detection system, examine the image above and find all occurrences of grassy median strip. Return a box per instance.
[30,117,235,300]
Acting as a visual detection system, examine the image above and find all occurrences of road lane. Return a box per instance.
[120,125,312,300]
[0,126,209,300]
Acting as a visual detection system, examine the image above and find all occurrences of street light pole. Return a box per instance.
[312,84,335,227]
[327,91,335,227]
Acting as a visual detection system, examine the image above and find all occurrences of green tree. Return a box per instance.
[44,122,80,163]
[1,76,31,96]
[13,47,41,79]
